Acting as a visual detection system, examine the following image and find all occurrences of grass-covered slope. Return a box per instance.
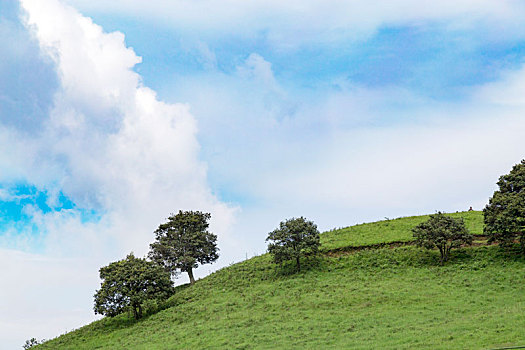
[321,210,483,251]
[38,211,525,349]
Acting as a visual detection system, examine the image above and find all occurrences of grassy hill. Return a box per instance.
[320,210,483,251]
[36,211,525,349]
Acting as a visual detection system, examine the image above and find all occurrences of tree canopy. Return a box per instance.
[149,210,219,284]
[23,338,43,349]
[94,253,173,320]
[266,217,320,271]
[484,159,525,252]
[412,212,472,265]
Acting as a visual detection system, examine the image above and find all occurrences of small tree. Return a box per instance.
[266,217,320,271]
[149,210,219,284]
[94,253,173,320]
[412,212,472,265]
[23,338,43,349]
[484,160,525,252]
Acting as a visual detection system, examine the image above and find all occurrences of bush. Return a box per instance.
[266,217,320,271]
[94,253,174,320]
[412,212,472,265]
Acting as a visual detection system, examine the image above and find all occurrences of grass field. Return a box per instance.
[321,210,483,251]
[36,211,525,349]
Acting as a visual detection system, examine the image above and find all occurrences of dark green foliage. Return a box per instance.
[266,217,320,270]
[93,254,173,320]
[23,338,43,349]
[30,213,525,349]
[412,212,472,265]
[35,246,525,350]
[149,210,219,284]
[484,160,525,252]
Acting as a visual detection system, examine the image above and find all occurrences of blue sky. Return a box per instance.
[3,0,525,347]
[77,7,525,100]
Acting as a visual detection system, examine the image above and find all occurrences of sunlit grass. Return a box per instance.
[37,211,525,349]
[321,210,483,251]
[38,246,525,349]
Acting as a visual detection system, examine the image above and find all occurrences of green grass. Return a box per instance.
[37,211,525,349]
[321,210,483,251]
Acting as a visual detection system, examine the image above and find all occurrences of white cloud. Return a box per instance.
[474,65,525,108]
[18,0,235,253]
[0,249,100,349]
[66,0,525,48]
[0,0,236,346]
[163,54,525,235]
[238,53,278,88]
[0,187,30,202]
[4,0,525,347]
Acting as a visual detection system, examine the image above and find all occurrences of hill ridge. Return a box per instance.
[36,210,525,350]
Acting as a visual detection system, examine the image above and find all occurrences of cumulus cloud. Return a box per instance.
[17,0,234,254]
[0,0,235,346]
[4,0,525,347]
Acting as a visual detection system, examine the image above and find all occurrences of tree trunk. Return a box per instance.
[187,267,196,285]
[296,256,301,271]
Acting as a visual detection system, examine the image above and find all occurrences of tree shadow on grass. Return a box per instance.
[416,245,525,270]
[88,284,192,333]
[326,245,525,271]
[272,256,323,277]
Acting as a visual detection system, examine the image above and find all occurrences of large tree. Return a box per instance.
[94,254,173,320]
[266,217,320,271]
[412,212,472,265]
[484,159,525,252]
[149,210,219,284]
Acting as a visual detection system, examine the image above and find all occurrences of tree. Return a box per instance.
[94,253,173,320]
[23,338,43,349]
[412,212,472,265]
[149,210,219,285]
[266,217,320,271]
[484,160,525,252]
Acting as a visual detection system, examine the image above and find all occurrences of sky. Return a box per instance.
[2,0,525,347]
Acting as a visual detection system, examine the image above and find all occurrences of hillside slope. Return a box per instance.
[321,210,483,251]
[36,211,525,349]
